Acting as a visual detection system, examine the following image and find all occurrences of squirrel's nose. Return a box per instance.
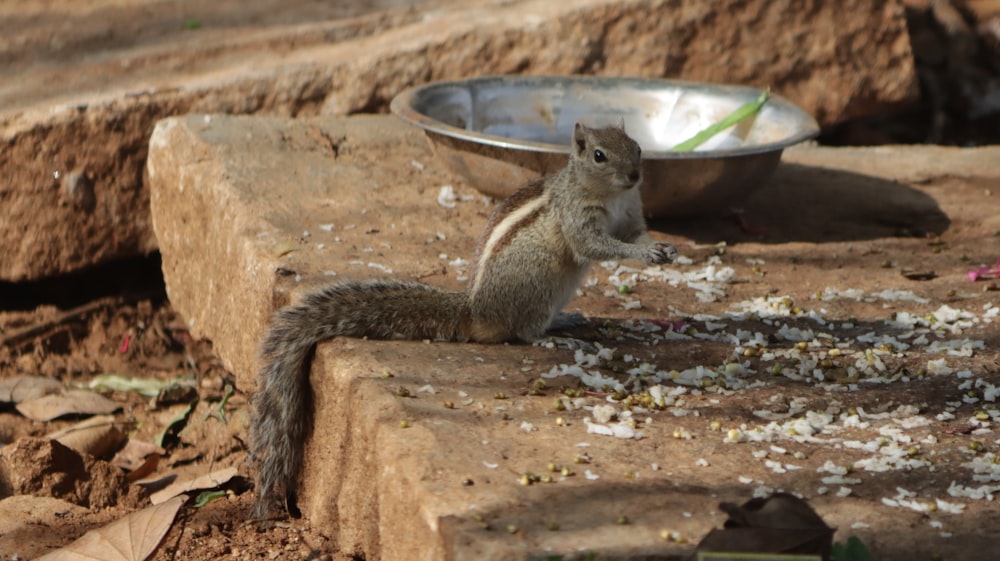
[628,170,640,184]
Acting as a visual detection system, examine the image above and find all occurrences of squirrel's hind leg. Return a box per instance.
[546,311,587,331]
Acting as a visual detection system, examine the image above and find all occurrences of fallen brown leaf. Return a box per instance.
[16,390,121,421]
[125,454,161,483]
[47,415,129,459]
[34,494,186,561]
[0,375,62,403]
[696,493,834,560]
[112,438,167,473]
[149,466,238,505]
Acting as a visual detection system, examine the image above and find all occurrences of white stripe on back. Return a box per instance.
[472,192,550,294]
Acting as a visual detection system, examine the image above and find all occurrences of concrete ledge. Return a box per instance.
[306,340,719,560]
[148,114,454,383]
[149,112,1000,560]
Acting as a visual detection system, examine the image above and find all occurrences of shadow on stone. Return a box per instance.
[656,163,951,244]
[437,480,715,561]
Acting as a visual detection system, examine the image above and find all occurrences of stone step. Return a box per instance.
[148,112,1000,560]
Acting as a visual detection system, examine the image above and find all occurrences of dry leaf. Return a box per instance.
[112,439,167,472]
[696,493,834,559]
[125,454,161,483]
[719,493,830,530]
[16,390,121,421]
[149,467,238,505]
[47,415,129,459]
[34,494,186,561]
[0,375,62,403]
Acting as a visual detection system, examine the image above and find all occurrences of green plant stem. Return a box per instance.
[671,89,769,152]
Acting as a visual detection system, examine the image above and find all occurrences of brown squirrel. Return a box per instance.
[249,122,676,518]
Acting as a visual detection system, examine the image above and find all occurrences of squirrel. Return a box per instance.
[249,122,677,518]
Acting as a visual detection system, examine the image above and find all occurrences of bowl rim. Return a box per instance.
[390,75,821,159]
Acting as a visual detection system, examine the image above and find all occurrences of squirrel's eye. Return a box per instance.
[593,149,607,163]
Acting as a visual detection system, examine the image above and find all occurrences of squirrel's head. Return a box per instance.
[571,122,643,191]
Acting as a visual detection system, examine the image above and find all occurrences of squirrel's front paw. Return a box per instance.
[644,242,677,265]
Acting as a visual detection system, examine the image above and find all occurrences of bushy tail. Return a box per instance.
[249,278,470,518]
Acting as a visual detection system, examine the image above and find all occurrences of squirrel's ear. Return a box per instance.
[573,123,587,156]
[616,116,626,131]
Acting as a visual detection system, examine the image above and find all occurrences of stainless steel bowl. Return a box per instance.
[390,75,820,217]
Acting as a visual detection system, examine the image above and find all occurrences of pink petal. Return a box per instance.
[968,260,1000,282]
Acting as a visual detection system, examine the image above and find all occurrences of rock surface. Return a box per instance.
[149,112,1000,560]
[2,0,917,281]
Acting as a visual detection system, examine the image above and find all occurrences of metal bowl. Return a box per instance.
[390,75,820,217]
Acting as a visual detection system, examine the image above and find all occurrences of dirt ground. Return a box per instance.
[3,1,1000,561]
[0,0,440,112]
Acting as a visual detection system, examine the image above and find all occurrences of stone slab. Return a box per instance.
[149,112,1000,560]
[2,0,916,281]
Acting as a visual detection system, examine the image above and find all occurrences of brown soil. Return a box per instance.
[0,264,331,560]
[0,0,440,112]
